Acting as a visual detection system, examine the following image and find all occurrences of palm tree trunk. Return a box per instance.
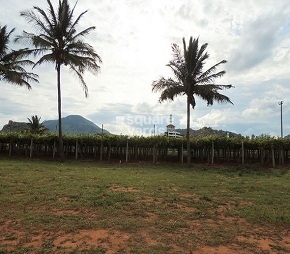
[186,95,191,165]
[57,63,64,162]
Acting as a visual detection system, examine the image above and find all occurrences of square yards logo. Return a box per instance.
[115,114,172,135]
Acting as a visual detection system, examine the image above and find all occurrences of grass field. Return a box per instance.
[0,158,289,253]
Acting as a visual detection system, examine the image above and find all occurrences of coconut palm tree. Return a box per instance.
[152,37,233,164]
[15,0,102,161]
[0,25,38,88]
[27,115,48,134]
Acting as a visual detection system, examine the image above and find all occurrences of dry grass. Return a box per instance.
[0,158,289,253]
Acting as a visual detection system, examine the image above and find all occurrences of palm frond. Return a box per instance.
[171,43,183,64]
[46,0,57,26]
[33,53,56,67]
[69,10,89,36]
[69,64,88,97]
[195,84,233,106]
[70,26,96,41]
[197,70,226,84]
[198,60,227,81]
[152,77,184,102]
[0,25,38,88]
[167,60,186,82]
[20,9,53,37]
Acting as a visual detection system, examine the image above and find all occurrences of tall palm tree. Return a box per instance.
[152,37,233,164]
[0,25,38,88]
[27,115,48,134]
[15,0,102,161]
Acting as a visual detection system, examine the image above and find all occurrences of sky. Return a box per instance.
[1,0,290,137]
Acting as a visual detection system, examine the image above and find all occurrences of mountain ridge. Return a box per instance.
[43,115,109,134]
[0,115,109,134]
[175,127,242,138]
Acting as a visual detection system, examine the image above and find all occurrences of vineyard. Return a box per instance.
[0,132,290,166]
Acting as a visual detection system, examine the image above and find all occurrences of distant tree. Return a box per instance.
[16,0,102,161]
[26,115,48,134]
[152,37,233,164]
[0,25,38,88]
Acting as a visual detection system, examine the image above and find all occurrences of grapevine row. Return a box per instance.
[0,133,289,165]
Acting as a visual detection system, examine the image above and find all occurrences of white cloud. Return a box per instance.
[193,109,235,129]
[241,98,277,121]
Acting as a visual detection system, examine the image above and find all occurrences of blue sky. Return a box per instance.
[1,0,290,137]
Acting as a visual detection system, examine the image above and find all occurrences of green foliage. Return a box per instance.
[26,115,49,135]
[1,133,290,150]
[16,0,102,95]
[0,25,38,88]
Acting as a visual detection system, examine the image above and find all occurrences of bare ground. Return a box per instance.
[1,204,289,254]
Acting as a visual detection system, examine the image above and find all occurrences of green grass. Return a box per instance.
[0,158,289,253]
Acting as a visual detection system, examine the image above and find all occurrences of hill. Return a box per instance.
[43,115,109,134]
[175,127,242,138]
[0,115,109,135]
[0,120,28,133]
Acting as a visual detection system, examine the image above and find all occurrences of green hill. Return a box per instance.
[43,115,109,134]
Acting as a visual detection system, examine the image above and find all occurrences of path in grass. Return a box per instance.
[0,159,289,253]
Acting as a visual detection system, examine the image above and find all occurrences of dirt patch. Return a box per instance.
[283,235,290,246]
[1,200,289,253]
[53,229,129,252]
[237,235,276,251]
[23,234,44,249]
[137,230,158,246]
[0,220,25,250]
[236,234,290,253]
[196,245,238,254]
